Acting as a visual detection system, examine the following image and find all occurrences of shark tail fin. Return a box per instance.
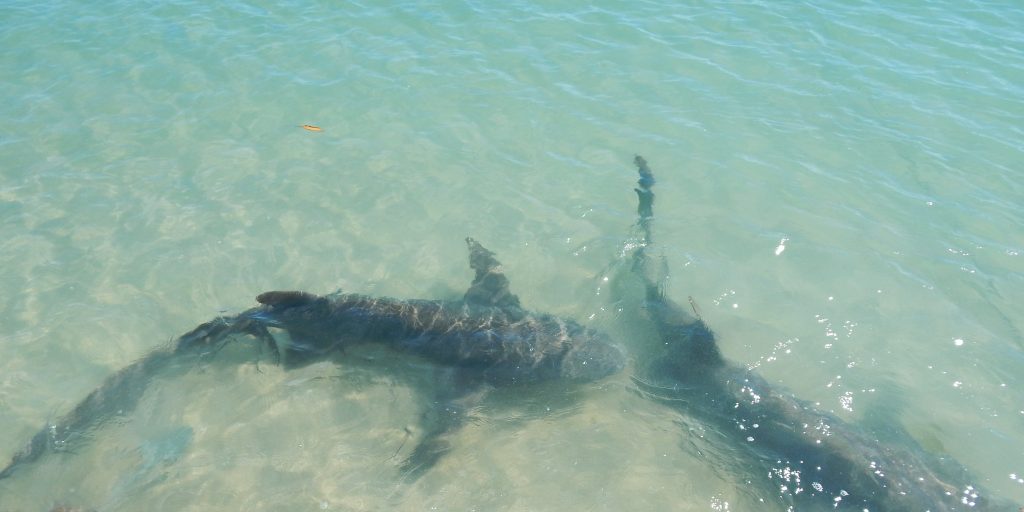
[0,348,175,480]
[0,311,266,481]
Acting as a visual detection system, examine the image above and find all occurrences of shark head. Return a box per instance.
[558,327,626,381]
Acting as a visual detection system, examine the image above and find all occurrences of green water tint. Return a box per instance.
[1,0,1021,509]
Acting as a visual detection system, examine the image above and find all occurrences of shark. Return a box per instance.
[0,237,625,481]
[6,156,1015,511]
[621,155,1013,511]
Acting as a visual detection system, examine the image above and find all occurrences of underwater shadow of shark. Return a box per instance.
[0,237,625,482]
[621,156,1016,511]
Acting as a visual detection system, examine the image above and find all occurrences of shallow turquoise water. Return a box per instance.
[1,0,1022,510]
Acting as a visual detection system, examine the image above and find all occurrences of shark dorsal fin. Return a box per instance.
[256,291,319,308]
[463,237,521,309]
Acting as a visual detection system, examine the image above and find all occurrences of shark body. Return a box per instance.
[1,238,624,480]
[625,156,1009,511]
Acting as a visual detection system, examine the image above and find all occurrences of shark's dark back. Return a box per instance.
[258,292,625,386]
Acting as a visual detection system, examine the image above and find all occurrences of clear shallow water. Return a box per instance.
[1,0,1022,510]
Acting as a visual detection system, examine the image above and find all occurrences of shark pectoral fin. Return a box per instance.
[399,402,463,479]
[400,371,488,480]
[240,322,280,371]
[259,327,327,369]
[463,237,521,309]
[255,291,319,309]
[176,316,239,352]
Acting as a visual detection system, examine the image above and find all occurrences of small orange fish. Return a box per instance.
[300,124,323,132]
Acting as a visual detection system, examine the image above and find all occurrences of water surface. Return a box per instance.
[1,0,1022,509]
